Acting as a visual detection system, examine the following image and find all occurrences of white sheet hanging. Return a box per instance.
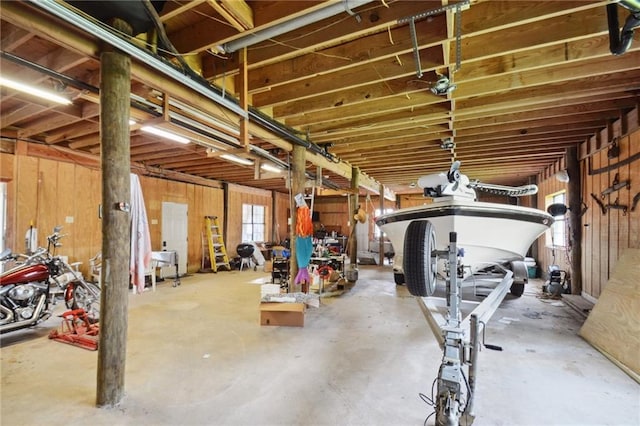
[130,174,152,293]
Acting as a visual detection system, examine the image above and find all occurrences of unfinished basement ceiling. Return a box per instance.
[1,0,639,195]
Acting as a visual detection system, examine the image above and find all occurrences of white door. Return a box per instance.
[161,202,188,277]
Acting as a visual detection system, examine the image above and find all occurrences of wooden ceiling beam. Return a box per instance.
[0,103,47,128]
[219,0,254,30]
[272,72,441,120]
[159,0,206,22]
[456,71,640,112]
[1,25,34,50]
[168,1,336,54]
[204,1,444,71]
[456,51,640,99]
[254,48,443,108]
[284,92,449,128]
[457,98,640,130]
[242,16,446,92]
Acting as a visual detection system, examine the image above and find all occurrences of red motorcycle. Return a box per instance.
[0,226,100,334]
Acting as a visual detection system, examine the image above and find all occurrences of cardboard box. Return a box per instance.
[260,302,305,327]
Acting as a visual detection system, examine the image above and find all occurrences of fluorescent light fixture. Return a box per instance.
[140,126,190,144]
[220,154,253,166]
[261,163,282,173]
[0,76,72,105]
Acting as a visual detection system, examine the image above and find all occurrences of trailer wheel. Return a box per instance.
[403,220,437,296]
[509,260,528,297]
[510,283,525,297]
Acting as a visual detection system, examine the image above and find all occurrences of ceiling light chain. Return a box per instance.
[455,3,462,72]
[402,1,470,80]
[397,1,470,25]
[409,17,422,78]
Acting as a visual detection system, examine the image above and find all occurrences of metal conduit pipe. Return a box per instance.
[30,0,337,162]
[220,0,376,53]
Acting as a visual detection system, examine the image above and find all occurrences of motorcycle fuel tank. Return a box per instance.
[0,264,49,286]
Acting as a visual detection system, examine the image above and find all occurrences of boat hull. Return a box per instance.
[375,199,553,277]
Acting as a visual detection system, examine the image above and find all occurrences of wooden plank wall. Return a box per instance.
[1,151,16,252]
[312,195,350,237]
[226,183,272,258]
[581,131,639,298]
[139,175,224,273]
[536,164,571,280]
[2,151,225,276]
[273,191,290,244]
[312,194,395,249]
[536,111,639,299]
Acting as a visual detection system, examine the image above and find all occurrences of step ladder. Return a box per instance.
[202,216,230,273]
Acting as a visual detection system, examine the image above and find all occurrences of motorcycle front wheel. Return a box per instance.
[65,281,101,322]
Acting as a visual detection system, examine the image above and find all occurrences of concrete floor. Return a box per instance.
[1,264,638,426]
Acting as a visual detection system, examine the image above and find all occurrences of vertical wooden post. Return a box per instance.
[566,146,582,295]
[349,167,359,270]
[96,18,132,408]
[378,184,385,266]
[289,145,306,292]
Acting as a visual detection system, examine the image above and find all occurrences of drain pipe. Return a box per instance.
[220,0,375,53]
[607,1,640,55]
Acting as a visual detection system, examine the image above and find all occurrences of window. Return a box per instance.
[374,208,394,238]
[545,191,566,247]
[242,204,265,242]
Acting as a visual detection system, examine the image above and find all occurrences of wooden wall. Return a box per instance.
[2,149,225,275]
[536,171,571,280]
[312,194,395,248]
[536,112,639,299]
[138,175,224,273]
[273,191,290,244]
[226,183,272,257]
[312,195,351,237]
[580,131,639,298]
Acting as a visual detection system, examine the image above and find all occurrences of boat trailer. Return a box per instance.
[416,231,513,426]
[48,308,99,351]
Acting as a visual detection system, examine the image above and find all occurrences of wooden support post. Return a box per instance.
[289,144,306,292]
[378,184,385,266]
[566,146,582,295]
[349,167,360,271]
[96,18,132,408]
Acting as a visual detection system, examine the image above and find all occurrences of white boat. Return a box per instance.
[375,162,554,292]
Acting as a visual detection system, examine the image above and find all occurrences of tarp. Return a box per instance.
[130,174,152,293]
